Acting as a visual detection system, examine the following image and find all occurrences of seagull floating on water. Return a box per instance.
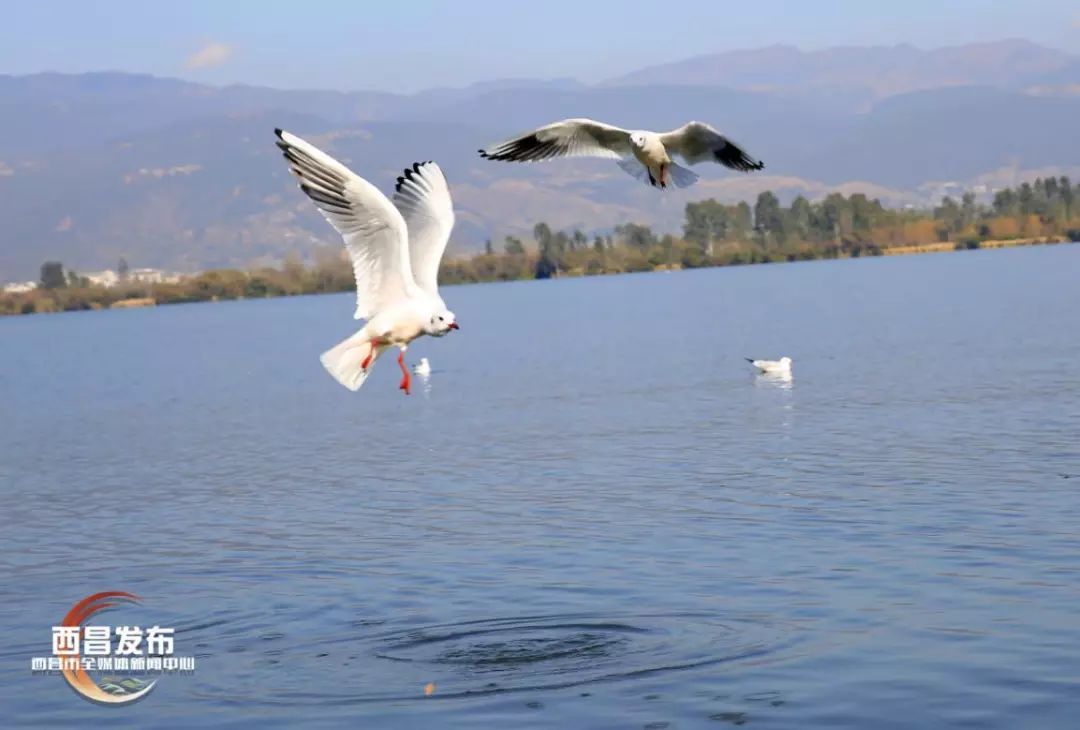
[479,118,764,189]
[274,129,459,394]
[413,357,432,377]
[746,357,792,376]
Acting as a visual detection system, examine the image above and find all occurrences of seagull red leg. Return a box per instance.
[397,351,411,395]
[361,339,382,370]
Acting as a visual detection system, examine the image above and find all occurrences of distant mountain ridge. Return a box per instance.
[603,39,1080,108]
[1,39,1079,281]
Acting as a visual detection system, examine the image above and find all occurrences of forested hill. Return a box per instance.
[1,40,1079,281]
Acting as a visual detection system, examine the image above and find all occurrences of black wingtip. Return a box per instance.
[274,127,284,139]
[745,358,755,363]
[717,141,766,173]
[395,162,423,193]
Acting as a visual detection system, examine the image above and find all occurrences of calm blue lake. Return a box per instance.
[1,244,1078,728]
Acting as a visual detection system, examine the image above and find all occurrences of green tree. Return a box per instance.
[993,188,1018,217]
[533,222,560,278]
[731,202,753,239]
[961,192,978,229]
[935,196,963,236]
[1018,182,1035,216]
[848,193,883,232]
[684,200,730,247]
[616,223,657,249]
[40,261,66,289]
[754,191,785,243]
[819,193,852,241]
[788,196,813,240]
[483,239,494,256]
[504,236,525,255]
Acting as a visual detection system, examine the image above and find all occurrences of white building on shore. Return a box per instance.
[4,268,186,293]
[129,268,184,284]
[81,268,186,288]
[84,270,120,288]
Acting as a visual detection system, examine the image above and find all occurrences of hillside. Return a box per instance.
[603,39,1080,108]
[1,40,1079,281]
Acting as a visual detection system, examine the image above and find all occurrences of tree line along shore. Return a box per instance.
[4,179,1079,317]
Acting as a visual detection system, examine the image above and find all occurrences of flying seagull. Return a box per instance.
[746,357,792,376]
[479,118,764,189]
[274,129,459,394]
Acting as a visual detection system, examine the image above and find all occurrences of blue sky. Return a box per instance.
[2,0,1078,92]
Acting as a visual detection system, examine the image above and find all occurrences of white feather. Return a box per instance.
[274,129,460,393]
[274,129,417,320]
[481,117,764,187]
[747,356,793,375]
[393,162,454,299]
[480,118,632,162]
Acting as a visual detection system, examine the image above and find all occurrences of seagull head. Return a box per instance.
[779,357,792,366]
[428,309,459,336]
[629,132,647,149]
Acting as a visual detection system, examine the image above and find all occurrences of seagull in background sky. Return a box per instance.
[479,118,764,189]
[274,129,459,394]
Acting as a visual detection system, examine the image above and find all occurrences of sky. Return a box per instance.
[1,0,1078,93]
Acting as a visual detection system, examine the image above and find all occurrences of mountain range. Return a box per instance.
[1,39,1079,281]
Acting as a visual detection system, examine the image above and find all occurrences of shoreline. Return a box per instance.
[880,235,1069,257]
[2,235,1074,319]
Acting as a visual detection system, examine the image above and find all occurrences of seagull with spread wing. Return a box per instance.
[274,129,459,394]
[479,119,764,189]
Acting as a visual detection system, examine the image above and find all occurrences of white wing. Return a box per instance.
[660,122,765,172]
[392,162,454,298]
[274,129,418,320]
[479,118,632,162]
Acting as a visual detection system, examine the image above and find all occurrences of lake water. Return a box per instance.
[1,244,1078,728]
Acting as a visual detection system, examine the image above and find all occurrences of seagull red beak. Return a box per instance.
[448,322,459,330]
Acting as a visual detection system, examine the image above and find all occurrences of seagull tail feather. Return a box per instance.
[320,330,383,392]
[668,161,699,188]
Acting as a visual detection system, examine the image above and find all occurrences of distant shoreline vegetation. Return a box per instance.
[4,179,1079,317]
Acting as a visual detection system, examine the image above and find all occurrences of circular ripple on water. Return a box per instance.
[364,611,799,698]
[190,611,802,705]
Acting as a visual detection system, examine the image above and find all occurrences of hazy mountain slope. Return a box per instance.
[603,40,1080,106]
[787,87,1080,187]
[2,40,1080,280]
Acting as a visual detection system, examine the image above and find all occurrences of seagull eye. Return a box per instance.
[438,316,444,321]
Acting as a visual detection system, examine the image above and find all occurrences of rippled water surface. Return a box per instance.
[2,245,1079,728]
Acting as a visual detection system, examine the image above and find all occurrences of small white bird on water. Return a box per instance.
[413,357,432,377]
[747,357,792,376]
[479,118,764,189]
[274,129,459,394]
